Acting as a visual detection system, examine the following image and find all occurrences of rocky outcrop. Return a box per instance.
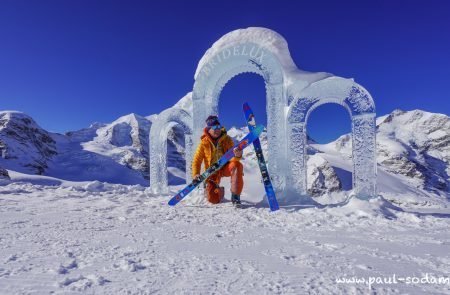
[376,109,450,194]
[167,125,186,173]
[0,166,10,180]
[0,111,57,174]
[307,155,342,197]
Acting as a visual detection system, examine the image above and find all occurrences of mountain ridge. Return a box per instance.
[0,108,448,200]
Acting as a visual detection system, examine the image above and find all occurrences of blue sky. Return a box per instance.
[0,0,449,143]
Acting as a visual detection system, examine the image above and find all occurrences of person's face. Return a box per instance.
[208,126,221,138]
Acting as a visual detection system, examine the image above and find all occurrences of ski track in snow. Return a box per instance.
[0,183,449,294]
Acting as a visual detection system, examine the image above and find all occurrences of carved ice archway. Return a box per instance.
[287,77,377,199]
[149,108,193,194]
[148,27,377,202]
[192,29,295,190]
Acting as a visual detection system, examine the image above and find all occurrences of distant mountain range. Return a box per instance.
[0,111,185,185]
[0,106,449,199]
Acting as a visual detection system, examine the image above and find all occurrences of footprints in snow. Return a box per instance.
[58,274,110,290]
[55,251,111,290]
[57,259,78,274]
[113,259,146,272]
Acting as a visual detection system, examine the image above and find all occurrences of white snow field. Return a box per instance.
[0,177,449,294]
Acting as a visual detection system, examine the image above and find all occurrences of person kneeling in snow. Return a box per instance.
[192,115,244,206]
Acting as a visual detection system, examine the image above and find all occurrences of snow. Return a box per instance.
[376,109,449,148]
[0,181,449,294]
[4,119,447,293]
[429,129,447,140]
[311,140,448,208]
[1,109,449,293]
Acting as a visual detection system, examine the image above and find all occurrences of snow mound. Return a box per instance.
[324,196,402,220]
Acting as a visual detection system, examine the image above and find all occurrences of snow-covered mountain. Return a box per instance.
[0,107,449,200]
[0,111,57,175]
[312,109,450,196]
[72,113,152,180]
[377,109,450,194]
[0,111,185,185]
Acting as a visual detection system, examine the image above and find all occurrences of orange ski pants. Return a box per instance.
[206,161,244,203]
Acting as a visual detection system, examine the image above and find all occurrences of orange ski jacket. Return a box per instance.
[191,127,241,177]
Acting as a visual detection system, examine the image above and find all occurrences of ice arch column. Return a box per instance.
[149,108,193,194]
[192,28,293,190]
[287,77,377,200]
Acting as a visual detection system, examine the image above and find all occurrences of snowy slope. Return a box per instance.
[0,182,449,294]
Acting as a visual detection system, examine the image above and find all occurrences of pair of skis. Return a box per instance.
[168,103,279,211]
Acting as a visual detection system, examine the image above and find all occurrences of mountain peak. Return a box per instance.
[115,113,146,123]
[0,111,39,129]
[391,108,406,116]
[0,110,57,175]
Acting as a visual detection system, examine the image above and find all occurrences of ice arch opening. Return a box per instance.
[192,28,292,190]
[149,108,193,194]
[218,73,267,127]
[306,102,353,195]
[287,77,377,200]
[307,103,352,144]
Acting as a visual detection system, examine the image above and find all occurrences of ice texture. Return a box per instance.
[149,99,193,194]
[287,77,377,199]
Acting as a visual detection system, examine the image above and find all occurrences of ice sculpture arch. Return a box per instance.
[149,27,376,202]
[192,28,292,190]
[149,107,193,194]
[287,77,377,199]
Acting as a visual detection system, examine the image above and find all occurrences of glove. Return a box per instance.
[233,147,243,158]
[193,174,201,183]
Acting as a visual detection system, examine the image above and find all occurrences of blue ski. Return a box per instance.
[243,102,279,211]
[168,124,264,206]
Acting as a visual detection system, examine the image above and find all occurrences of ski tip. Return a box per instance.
[168,199,178,206]
[243,102,251,111]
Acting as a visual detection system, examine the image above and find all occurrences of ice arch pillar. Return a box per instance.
[149,108,193,194]
[287,77,377,199]
[192,29,294,190]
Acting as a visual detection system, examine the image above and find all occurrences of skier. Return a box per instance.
[192,115,244,206]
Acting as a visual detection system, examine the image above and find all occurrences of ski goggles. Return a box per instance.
[210,124,222,130]
[206,115,220,127]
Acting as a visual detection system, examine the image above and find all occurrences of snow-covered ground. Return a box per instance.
[1,108,449,293]
[1,179,449,294]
